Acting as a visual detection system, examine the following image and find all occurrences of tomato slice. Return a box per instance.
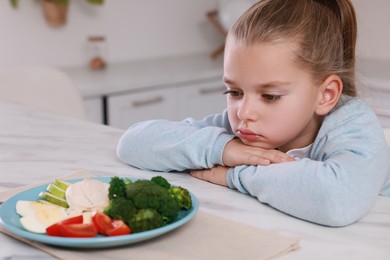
[58,223,98,238]
[46,212,130,237]
[106,220,132,236]
[46,215,83,236]
[92,211,113,235]
[92,211,131,236]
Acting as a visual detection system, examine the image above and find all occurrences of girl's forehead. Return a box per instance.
[224,39,300,66]
[223,39,314,85]
[226,32,301,47]
[226,38,300,64]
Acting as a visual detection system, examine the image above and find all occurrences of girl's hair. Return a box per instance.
[228,0,357,97]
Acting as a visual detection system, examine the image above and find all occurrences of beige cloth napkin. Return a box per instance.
[0,171,300,260]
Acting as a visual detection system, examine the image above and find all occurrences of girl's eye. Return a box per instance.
[262,94,281,102]
[223,90,242,97]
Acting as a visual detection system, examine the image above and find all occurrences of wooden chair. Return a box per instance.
[0,67,86,119]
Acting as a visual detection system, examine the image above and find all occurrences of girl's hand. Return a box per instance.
[190,166,229,187]
[222,138,294,167]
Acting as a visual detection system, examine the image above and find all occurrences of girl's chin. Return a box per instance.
[239,139,276,149]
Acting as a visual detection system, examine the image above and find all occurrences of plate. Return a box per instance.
[0,177,199,248]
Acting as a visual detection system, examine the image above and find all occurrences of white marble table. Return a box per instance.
[1,101,389,259]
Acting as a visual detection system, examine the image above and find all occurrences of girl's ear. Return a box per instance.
[315,75,343,115]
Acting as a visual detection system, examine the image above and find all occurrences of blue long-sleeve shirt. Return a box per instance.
[117,98,390,227]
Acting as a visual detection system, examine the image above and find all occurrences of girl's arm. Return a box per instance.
[116,112,234,172]
[226,100,390,227]
[116,110,292,171]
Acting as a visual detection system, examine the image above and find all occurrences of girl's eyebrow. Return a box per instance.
[222,77,235,85]
[256,81,290,89]
[223,77,290,88]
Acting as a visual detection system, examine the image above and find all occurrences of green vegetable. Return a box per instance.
[107,176,127,200]
[126,180,180,223]
[54,179,71,191]
[38,191,68,208]
[151,176,171,189]
[103,197,137,221]
[169,186,193,210]
[104,176,192,233]
[128,208,164,233]
[47,183,66,199]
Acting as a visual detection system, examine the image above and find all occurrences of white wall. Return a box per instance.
[0,0,388,68]
[354,0,390,61]
[0,0,222,68]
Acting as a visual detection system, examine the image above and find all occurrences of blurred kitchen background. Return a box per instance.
[0,0,389,129]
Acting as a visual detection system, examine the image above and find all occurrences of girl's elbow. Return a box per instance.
[116,140,134,165]
[318,211,358,227]
[116,145,126,162]
[316,201,367,227]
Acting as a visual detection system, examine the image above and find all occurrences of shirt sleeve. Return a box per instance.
[226,99,390,227]
[116,111,235,172]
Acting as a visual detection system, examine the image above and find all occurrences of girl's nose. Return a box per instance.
[237,96,258,121]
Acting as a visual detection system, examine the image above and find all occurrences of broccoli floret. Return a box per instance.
[108,176,127,200]
[104,197,137,221]
[105,176,189,233]
[124,178,133,186]
[151,176,171,189]
[128,208,164,233]
[126,180,180,223]
[169,186,192,210]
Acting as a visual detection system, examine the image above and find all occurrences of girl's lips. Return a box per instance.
[237,129,261,142]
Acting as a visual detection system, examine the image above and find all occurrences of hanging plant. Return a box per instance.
[9,0,104,27]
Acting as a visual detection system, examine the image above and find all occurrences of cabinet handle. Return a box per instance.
[199,86,226,95]
[132,96,163,107]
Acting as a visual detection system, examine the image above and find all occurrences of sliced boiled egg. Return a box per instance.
[16,200,68,233]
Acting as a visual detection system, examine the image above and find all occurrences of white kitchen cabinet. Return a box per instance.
[108,88,178,129]
[63,53,225,128]
[178,80,226,120]
[83,97,103,124]
[107,78,227,130]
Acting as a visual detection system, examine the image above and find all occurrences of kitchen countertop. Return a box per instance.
[1,101,390,259]
[62,53,224,99]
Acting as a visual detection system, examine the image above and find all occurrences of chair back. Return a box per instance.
[0,67,86,119]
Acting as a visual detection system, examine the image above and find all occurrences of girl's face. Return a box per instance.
[223,39,324,152]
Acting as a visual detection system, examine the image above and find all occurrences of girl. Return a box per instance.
[117,0,390,227]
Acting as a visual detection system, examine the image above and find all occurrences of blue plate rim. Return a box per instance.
[0,177,199,248]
